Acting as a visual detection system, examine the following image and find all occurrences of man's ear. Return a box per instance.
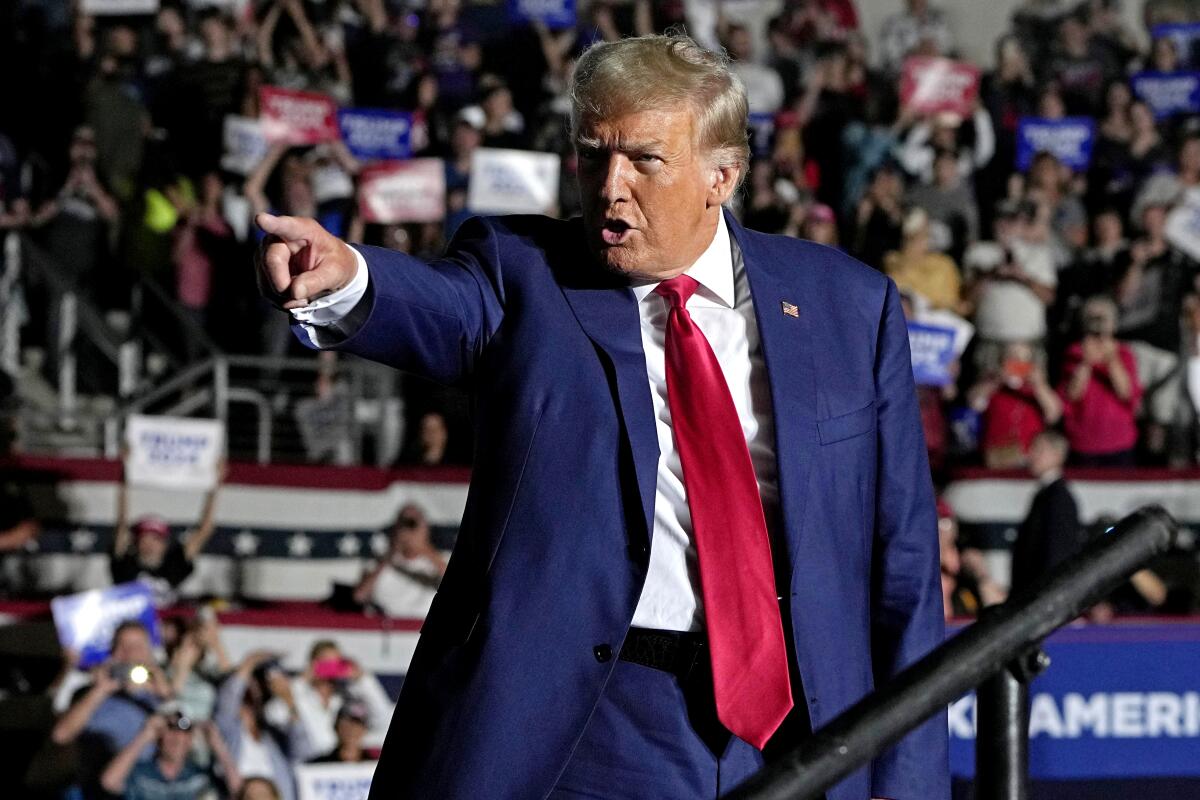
[708,162,741,207]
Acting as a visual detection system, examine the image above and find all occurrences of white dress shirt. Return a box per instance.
[291,212,780,633]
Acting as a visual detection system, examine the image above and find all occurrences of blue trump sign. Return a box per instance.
[1131,72,1200,119]
[1151,23,1200,69]
[947,623,1200,779]
[337,109,412,162]
[50,582,162,668]
[908,322,957,386]
[508,0,575,29]
[1016,117,1095,172]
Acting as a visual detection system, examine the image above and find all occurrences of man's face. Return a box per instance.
[576,106,734,279]
[112,628,153,664]
[335,716,367,747]
[159,725,193,762]
[136,532,168,567]
[1028,437,1063,477]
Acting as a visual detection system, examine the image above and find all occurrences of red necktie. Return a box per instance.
[655,275,794,750]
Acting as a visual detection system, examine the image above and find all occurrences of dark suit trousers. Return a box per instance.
[548,654,809,799]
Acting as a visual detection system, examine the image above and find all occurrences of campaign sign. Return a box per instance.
[468,148,560,215]
[337,109,412,162]
[947,623,1200,779]
[1131,71,1200,119]
[1151,23,1200,69]
[908,321,957,387]
[51,582,162,668]
[125,414,225,491]
[82,0,159,13]
[899,56,980,117]
[296,762,377,800]
[221,115,269,176]
[508,0,575,30]
[1015,117,1095,172]
[1165,199,1200,262]
[358,159,446,224]
[260,86,339,146]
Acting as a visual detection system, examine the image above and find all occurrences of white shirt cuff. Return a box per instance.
[289,246,370,345]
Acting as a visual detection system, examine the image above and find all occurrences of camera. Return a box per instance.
[110,662,151,686]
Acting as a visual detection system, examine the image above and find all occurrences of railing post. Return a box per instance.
[57,291,77,423]
[213,356,229,423]
[975,642,1048,800]
[1,232,22,375]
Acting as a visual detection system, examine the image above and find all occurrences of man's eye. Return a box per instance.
[636,154,661,163]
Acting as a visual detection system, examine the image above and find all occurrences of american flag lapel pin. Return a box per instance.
[781,301,799,318]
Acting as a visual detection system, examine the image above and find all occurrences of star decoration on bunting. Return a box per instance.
[70,528,97,552]
[288,533,313,557]
[337,534,362,557]
[232,530,260,556]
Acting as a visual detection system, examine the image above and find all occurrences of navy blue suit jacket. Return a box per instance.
[297,210,949,800]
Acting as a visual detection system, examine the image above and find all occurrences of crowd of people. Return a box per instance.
[1,0,1199,474]
[42,613,393,799]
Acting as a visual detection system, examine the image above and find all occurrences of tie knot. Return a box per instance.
[654,274,699,309]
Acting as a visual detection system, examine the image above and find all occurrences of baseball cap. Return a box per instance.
[808,203,836,224]
[133,515,170,538]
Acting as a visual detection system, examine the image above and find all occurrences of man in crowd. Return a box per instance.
[1010,430,1084,595]
[353,503,448,617]
[111,456,227,604]
[100,711,241,799]
[258,32,946,800]
[51,620,175,798]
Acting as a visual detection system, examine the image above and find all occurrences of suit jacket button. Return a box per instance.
[593,644,613,663]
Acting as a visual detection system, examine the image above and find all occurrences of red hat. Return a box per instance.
[133,515,171,538]
[808,203,836,224]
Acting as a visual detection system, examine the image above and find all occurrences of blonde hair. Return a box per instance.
[570,33,750,176]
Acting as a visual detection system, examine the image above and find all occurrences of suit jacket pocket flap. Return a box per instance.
[817,401,876,445]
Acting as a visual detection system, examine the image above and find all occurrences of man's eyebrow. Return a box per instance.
[574,136,667,153]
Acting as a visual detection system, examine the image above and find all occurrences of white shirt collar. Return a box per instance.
[631,210,734,309]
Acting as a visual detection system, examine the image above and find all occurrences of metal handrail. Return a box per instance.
[730,506,1181,800]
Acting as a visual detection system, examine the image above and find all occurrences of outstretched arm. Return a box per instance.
[255,213,507,386]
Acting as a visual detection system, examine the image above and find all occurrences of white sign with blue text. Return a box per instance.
[125,414,225,491]
[468,148,560,216]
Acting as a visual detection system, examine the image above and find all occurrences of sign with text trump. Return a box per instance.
[508,0,576,29]
[125,414,225,491]
[338,109,413,162]
[260,86,339,146]
[358,159,446,224]
[468,148,560,215]
[1131,71,1200,119]
[1016,117,1095,172]
[51,582,163,668]
[900,56,980,117]
[297,762,377,800]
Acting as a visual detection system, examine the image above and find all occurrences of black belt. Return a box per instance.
[619,627,707,680]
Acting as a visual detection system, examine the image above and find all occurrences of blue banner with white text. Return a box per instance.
[947,623,1200,779]
[1016,117,1095,172]
[1131,71,1200,119]
[337,109,413,162]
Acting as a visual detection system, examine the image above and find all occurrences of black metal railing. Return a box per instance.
[730,505,1180,800]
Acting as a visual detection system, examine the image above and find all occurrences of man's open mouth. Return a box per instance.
[601,219,633,245]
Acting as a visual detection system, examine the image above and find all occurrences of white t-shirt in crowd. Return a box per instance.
[966,239,1057,342]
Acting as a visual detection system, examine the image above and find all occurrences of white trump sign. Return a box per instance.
[124,414,225,490]
[296,762,376,800]
[82,0,159,13]
[468,148,560,215]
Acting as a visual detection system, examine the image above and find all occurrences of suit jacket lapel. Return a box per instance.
[726,210,819,582]
[558,265,659,552]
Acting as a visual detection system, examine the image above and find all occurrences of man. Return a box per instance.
[100,712,241,799]
[288,640,394,756]
[1010,430,1083,595]
[354,502,449,617]
[51,621,175,798]
[111,456,226,605]
[256,34,947,800]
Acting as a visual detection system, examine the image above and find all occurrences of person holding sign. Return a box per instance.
[111,454,227,606]
[256,33,947,800]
